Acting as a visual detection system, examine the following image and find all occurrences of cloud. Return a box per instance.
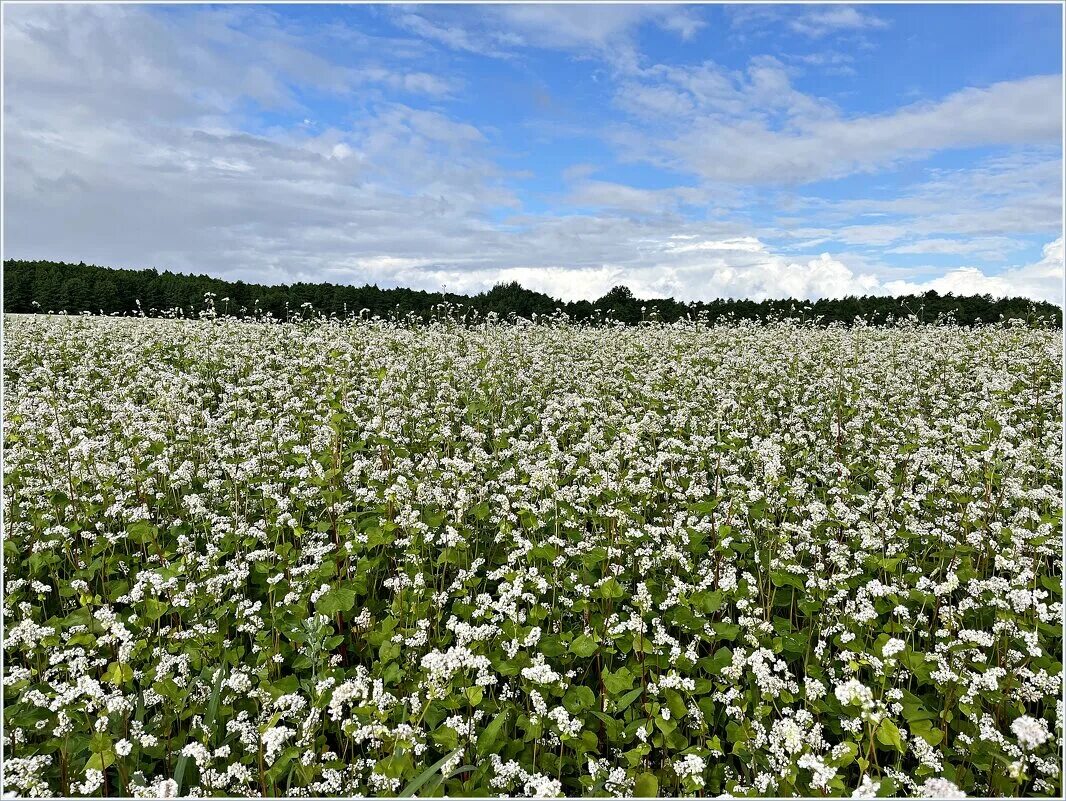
[2,0,457,139]
[499,3,706,50]
[783,151,1062,247]
[789,6,889,39]
[564,180,710,216]
[321,233,886,304]
[728,4,887,41]
[360,68,461,97]
[391,4,705,69]
[4,5,516,285]
[887,237,1023,260]
[787,50,857,76]
[883,238,1064,304]
[616,62,1062,183]
[390,11,511,58]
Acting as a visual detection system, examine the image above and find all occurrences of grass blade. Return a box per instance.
[397,747,462,798]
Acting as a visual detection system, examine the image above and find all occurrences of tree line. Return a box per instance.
[3,259,1061,326]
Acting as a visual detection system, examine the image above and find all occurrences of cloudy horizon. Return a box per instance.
[4,2,1064,303]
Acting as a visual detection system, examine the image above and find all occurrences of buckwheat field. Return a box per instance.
[2,314,1062,798]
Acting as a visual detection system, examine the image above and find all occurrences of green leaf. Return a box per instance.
[176,669,224,794]
[703,646,732,675]
[142,598,170,622]
[829,741,858,767]
[86,750,116,771]
[909,718,944,746]
[615,687,643,711]
[779,631,809,655]
[598,578,624,599]
[570,634,599,658]
[713,622,740,641]
[126,520,157,544]
[316,586,357,616]
[876,719,905,752]
[379,639,401,663]
[634,772,659,797]
[700,590,724,613]
[901,690,936,722]
[879,556,904,573]
[539,635,568,657]
[770,570,804,590]
[603,666,634,694]
[476,710,509,757]
[265,746,299,784]
[687,499,721,515]
[562,685,596,715]
[431,726,459,751]
[205,667,225,741]
[654,714,677,734]
[103,662,133,685]
[664,689,688,720]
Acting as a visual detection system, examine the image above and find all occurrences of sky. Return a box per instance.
[3,2,1064,303]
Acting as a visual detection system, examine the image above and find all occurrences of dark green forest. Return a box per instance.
[4,259,1061,326]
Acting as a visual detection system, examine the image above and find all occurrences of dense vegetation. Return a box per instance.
[4,259,1061,326]
[4,314,1061,797]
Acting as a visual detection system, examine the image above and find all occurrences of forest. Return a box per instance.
[3,259,1061,326]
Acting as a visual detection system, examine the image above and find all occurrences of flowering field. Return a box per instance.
[3,314,1062,798]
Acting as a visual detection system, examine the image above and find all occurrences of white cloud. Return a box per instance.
[783,151,1062,247]
[390,11,511,58]
[322,234,886,303]
[359,67,461,97]
[565,180,710,216]
[888,237,1023,260]
[788,50,857,76]
[884,238,1064,304]
[615,58,1062,183]
[392,4,705,69]
[789,6,889,39]
[727,4,887,42]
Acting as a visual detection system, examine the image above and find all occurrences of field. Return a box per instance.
[2,314,1062,798]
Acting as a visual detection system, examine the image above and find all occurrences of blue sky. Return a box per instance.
[4,2,1063,301]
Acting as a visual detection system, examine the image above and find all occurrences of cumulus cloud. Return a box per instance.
[884,238,1064,305]
[323,234,886,303]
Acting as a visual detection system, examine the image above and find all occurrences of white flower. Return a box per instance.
[881,637,906,659]
[523,774,562,797]
[673,753,706,786]
[1011,715,1050,750]
[521,659,562,685]
[917,777,966,798]
[852,775,880,798]
[834,679,873,707]
[261,726,295,764]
